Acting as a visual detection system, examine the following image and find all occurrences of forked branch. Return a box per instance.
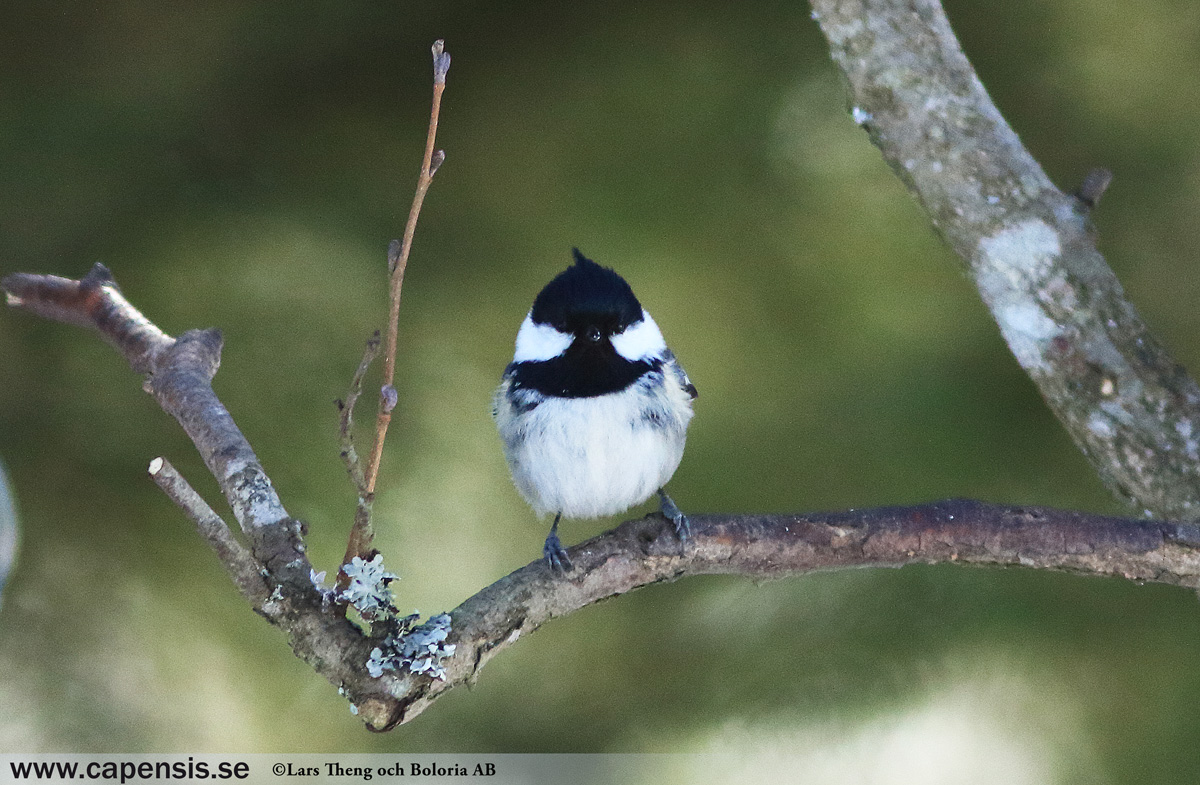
[7,266,1200,728]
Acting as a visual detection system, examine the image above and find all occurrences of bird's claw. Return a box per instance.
[658,490,690,542]
[543,526,573,572]
[673,511,691,541]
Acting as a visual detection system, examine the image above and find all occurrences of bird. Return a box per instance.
[493,249,697,571]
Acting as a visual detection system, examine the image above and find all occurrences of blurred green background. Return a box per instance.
[2,0,1199,780]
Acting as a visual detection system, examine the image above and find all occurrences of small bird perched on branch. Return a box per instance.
[493,249,698,571]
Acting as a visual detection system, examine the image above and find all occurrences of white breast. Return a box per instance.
[494,368,694,519]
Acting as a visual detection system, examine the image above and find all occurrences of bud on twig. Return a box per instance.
[381,384,398,414]
[1075,168,1113,209]
[432,40,451,85]
[387,240,403,274]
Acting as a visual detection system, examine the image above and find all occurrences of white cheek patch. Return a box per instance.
[611,310,667,361]
[513,313,572,362]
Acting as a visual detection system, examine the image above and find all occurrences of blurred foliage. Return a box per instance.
[1,0,1199,780]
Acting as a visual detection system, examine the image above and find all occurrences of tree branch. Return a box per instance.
[384,499,1200,729]
[4,264,1200,729]
[809,0,1200,520]
[147,456,270,607]
[8,22,1200,732]
[3,263,170,373]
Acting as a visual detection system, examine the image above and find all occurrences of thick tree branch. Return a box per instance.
[809,0,1200,520]
[380,500,1200,729]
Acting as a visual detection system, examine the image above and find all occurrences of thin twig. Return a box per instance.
[148,456,270,606]
[365,40,451,492]
[339,331,382,495]
[340,40,451,575]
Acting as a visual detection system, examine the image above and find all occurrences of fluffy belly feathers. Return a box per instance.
[496,384,691,519]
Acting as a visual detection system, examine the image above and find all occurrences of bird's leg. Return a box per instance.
[657,489,690,541]
[543,513,573,572]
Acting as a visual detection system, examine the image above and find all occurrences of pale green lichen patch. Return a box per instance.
[340,554,399,617]
[994,302,1059,369]
[976,219,1064,371]
[978,219,1061,283]
[821,15,865,47]
[1088,412,1115,440]
[367,613,455,682]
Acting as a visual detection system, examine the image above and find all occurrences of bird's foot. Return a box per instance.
[543,516,573,572]
[658,489,690,541]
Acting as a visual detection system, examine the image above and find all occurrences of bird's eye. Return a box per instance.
[585,326,602,343]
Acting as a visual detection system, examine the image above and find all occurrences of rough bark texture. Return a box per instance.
[355,500,1200,730]
[809,0,1200,520]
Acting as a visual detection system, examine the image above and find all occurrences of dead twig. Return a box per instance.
[148,456,269,606]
